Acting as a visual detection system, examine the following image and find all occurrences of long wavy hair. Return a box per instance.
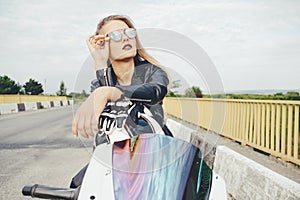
[95,15,166,71]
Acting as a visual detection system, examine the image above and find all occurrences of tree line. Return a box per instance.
[0,75,67,96]
[3,75,298,101]
[166,80,203,98]
[166,80,300,100]
[208,92,300,101]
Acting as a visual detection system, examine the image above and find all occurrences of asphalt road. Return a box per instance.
[0,106,92,199]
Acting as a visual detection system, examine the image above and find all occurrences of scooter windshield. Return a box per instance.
[112,134,209,200]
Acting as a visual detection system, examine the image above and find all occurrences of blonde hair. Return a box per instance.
[95,15,167,72]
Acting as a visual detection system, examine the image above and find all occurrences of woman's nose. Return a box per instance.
[122,33,129,42]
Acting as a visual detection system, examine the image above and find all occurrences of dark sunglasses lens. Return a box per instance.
[109,31,122,42]
[125,28,137,39]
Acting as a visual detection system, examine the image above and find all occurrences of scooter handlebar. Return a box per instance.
[22,184,79,200]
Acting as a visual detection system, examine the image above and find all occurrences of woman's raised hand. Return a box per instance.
[86,34,110,70]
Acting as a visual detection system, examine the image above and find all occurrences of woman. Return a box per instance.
[71,14,172,143]
[70,14,172,189]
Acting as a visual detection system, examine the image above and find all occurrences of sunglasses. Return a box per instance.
[107,28,137,42]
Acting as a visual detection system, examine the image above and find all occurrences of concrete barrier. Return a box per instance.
[37,102,42,109]
[214,146,300,200]
[24,102,38,111]
[0,99,73,115]
[166,118,300,200]
[0,103,18,115]
[69,100,74,105]
[62,100,69,106]
[41,101,51,108]
[53,101,61,107]
[17,103,25,112]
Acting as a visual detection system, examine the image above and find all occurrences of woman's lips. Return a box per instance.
[122,44,132,50]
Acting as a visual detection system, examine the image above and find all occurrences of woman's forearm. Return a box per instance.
[94,86,123,102]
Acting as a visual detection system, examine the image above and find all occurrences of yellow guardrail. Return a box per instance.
[0,94,67,104]
[163,97,300,166]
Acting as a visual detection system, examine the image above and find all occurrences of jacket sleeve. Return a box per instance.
[115,66,169,105]
[90,68,115,92]
[93,65,169,105]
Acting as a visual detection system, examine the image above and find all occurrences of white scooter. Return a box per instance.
[22,113,226,200]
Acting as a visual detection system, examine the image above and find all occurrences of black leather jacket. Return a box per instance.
[90,58,169,127]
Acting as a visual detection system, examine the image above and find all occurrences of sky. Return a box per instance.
[0,0,300,94]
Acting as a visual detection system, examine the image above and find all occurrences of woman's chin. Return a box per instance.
[113,51,137,61]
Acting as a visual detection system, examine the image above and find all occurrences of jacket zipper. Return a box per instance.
[103,68,109,86]
[129,98,152,102]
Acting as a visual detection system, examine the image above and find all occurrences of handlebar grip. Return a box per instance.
[22,185,33,196]
[22,184,79,200]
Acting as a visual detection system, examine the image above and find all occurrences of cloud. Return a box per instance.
[0,0,300,94]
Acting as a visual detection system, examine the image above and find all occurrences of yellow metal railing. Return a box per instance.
[0,94,67,104]
[163,98,300,166]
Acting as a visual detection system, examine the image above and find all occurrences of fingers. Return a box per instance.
[86,35,94,52]
[72,110,96,139]
[95,36,105,46]
[94,34,105,40]
[77,116,89,139]
[72,88,110,139]
[97,36,110,49]
[72,113,88,138]
[86,34,110,50]
[94,34,109,45]
[82,114,95,138]
[86,35,98,51]
[90,115,99,133]
[72,117,78,137]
